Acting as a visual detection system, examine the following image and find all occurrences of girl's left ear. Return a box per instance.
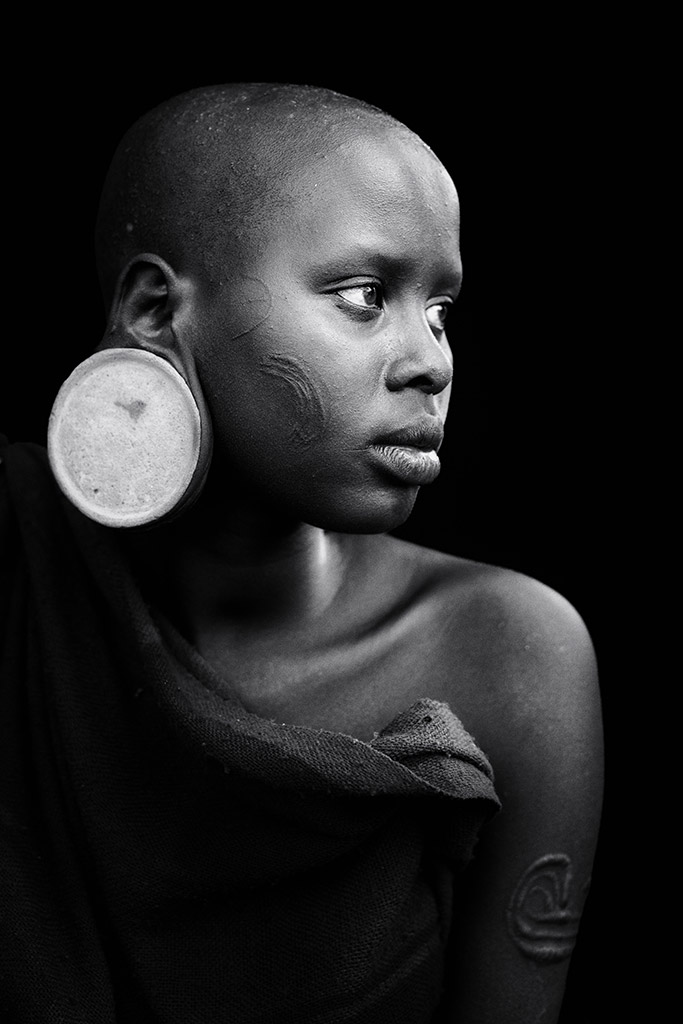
[47,255,213,529]
[102,254,191,369]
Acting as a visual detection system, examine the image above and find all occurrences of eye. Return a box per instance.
[336,283,383,309]
[426,302,451,332]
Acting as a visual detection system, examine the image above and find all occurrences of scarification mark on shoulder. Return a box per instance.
[507,853,585,964]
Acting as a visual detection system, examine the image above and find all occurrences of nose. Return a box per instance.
[385,324,453,396]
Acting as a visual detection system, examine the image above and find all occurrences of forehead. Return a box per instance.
[258,130,461,277]
[304,129,459,217]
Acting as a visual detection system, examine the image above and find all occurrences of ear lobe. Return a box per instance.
[49,253,214,529]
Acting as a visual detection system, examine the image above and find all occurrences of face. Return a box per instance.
[192,128,462,533]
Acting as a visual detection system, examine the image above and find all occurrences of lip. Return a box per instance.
[374,420,445,452]
[366,419,445,486]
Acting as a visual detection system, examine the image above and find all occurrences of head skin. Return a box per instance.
[95,83,418,308]
[95,83,462,536]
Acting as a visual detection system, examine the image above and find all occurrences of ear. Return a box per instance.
[99,254,193,379]
[97,253,213,468]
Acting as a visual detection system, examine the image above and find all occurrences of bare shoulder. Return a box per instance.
[380,540,606,1021]
[348,533,603,801]
[444,556,600,721]
[423,550,605,824]
[379,536,600,735]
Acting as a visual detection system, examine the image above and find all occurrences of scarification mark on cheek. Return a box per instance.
[507,853,587,964]
[259,354,330,448]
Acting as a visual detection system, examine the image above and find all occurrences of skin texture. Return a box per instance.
[506,853,583,964]
[257,354,330,449]
[184,128,459,534]
[92,84,604,1023]
[95,83,420,308]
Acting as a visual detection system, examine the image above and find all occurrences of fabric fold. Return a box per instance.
[1,441,500,1024]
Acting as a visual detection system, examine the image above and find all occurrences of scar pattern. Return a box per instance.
[259,354,328,448]
[229,275,273,340]
[507,853,584,964]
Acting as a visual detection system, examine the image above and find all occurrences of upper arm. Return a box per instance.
[441,573,604,1023]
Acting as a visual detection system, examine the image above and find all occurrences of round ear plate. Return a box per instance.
[48,348,203,528]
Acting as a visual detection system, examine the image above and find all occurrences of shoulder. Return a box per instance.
[375,533,597,687]
[464,566,600,755]
[443,561,604,813]
[387,538,599,726]
[443,559,600,717]
[373,535,603,818]
[433,553,602,794]
[394,550,607,1017]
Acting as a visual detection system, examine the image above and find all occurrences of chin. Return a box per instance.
[304,486,420,535]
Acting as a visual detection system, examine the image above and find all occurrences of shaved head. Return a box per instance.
[95,83,426,308]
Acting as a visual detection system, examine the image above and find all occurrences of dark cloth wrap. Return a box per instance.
[0,441,500,1023]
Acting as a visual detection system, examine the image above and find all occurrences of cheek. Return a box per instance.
[227,276,274,340]
[196,285,368,459]
[258,354,331,449]
[198,276,273,367]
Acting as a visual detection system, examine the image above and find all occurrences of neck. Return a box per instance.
[123,494,351,647]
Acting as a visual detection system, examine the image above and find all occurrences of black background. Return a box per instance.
[2,40,638,1022]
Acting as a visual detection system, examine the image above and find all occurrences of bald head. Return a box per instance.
[95,83,424,309]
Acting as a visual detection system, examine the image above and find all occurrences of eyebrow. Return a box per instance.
[311,244,463,296]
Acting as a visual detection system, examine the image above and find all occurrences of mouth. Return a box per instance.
[366,420,444,486]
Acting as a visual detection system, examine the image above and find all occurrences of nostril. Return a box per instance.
[386,365,452,395]
[385,331,453,394]
[416,374,448,395]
